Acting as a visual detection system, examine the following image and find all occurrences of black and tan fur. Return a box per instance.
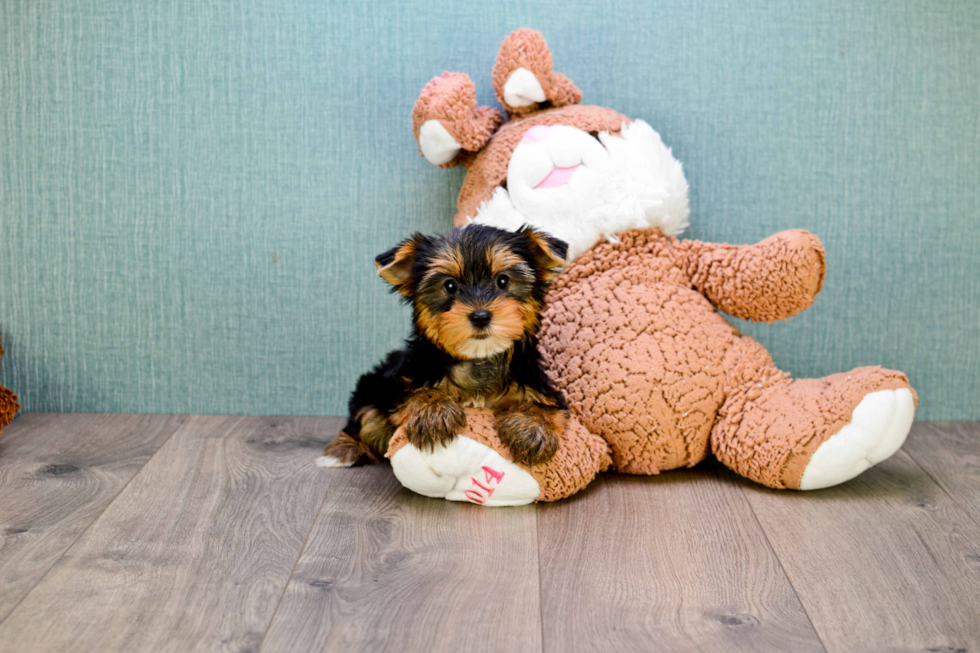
[320,225,569,468]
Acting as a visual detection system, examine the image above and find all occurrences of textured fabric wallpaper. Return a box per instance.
[0,0,977,419]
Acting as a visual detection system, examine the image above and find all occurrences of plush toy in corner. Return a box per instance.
[0,337,21,438]
[387,28,917,505]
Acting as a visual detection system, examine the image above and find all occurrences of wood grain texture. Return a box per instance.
[0,415,338,653]
[261,462,542,653]
[740,450,980,653]
[902,422,980,526]
[536,464,825,653]
[0,413,184,623]
[3,416,979,653]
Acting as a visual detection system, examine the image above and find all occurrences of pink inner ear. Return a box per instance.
[521,124,551,144]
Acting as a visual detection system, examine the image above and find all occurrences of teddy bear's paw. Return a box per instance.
[390,436,540,506]
[799,388,916,490]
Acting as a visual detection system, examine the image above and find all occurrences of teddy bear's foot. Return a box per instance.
[390,436,541,506]
[799,388,915,490]
[712,365,917,490]
[384,408,611,505]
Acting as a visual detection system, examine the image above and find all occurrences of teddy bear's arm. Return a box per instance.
[682,230,826,323]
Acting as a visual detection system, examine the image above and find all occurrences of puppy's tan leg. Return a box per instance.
[317,407,392,467]
[317,431,377,468]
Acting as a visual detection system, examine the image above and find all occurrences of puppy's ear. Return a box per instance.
[520,226,568,281]
[376,234,425,296]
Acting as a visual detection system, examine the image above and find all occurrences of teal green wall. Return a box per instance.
[1,1,977,419]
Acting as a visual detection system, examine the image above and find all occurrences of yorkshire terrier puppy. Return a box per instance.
[318,225,570,468]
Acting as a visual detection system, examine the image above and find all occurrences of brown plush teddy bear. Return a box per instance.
[387,29,916,505]
[0,337,21,438]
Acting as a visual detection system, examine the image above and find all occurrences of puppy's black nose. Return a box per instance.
[469,309,492,328]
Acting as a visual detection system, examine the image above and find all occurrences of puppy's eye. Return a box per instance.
[495,274,510,290]
[444,279,458,294]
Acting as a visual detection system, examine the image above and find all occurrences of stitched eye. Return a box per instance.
[444,279,458,294]
[496,274,510,290]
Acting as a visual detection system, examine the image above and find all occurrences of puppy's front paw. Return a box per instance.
[396,389,466,452]
[498,408,565,466]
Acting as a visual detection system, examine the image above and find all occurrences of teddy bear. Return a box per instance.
[385,29,916,506]
[0,337,21,439]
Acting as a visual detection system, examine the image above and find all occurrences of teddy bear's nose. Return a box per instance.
[521,124,551,144]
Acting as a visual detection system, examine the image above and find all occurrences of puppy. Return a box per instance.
[318,225,570,468]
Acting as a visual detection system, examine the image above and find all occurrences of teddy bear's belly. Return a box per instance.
[540,277,738,475]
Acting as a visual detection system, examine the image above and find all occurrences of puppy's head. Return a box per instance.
[376,225,568,359]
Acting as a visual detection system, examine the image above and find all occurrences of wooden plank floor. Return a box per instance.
[0,416,978,653]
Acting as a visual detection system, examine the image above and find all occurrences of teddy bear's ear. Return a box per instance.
[376,234,427,295]
[492,29,582,117]
[411,72,503,168]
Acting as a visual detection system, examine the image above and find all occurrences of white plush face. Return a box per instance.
[507,124,611,218]
[469,120,692,260]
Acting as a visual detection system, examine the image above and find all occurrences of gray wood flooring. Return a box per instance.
[0,414,977,653]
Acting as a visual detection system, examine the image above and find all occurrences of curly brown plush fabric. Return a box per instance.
[411,72,504,169]
[712,361,914,488]
[0,340,20,436]
[684,230,827,323]
[539,229,915,489]
[491,28,582,117]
